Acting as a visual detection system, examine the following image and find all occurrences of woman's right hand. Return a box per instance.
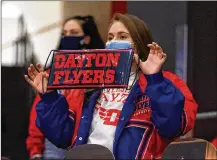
[24,63,50,94]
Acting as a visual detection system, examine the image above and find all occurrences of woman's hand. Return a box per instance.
[24,63,50,94]
[134,42,167,75]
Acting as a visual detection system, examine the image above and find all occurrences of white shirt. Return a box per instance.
[87,73,136,152]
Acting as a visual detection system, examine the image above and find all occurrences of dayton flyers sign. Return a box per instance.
[47,49,133,89]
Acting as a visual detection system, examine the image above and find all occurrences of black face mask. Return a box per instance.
[58,36,84,50]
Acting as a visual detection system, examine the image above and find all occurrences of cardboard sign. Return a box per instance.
[47,49,133,89]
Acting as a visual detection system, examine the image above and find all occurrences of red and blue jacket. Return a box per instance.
[35,71,198,159]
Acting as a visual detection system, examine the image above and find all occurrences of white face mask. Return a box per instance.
[105,40,133,50]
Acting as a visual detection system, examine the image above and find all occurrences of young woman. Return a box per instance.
[26,15,104,160]
[25,13,198,159]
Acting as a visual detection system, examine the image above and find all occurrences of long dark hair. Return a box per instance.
[58,15,105,49]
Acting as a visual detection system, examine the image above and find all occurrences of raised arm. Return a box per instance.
[144,71,198,138]
[135,42,198,138]
[35,91,75,148]
[24,64,78,148]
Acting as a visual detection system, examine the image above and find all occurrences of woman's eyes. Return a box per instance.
[107,36,113,41]
[70,31,79,35]
[62,30,80,36]
[107,34,129,41]
[120,35,127,40]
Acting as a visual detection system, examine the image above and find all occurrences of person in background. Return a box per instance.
[25,13,198,159]
[26,15,104,160]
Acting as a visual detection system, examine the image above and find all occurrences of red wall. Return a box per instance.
[110,1,127,18]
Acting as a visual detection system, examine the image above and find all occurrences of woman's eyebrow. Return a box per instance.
[108,31,130,36]
[108,32,113,36]
[69,29,78,32]
[117,31,130,35]
[63,28,78,32]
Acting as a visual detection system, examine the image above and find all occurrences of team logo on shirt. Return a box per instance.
[95,102,121,126]
[133,95,151,117]
[135,95,151,110]
[94,93,151,126]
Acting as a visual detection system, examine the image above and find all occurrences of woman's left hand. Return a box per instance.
[134,42,167,75]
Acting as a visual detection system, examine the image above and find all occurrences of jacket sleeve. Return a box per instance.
[35,91,76,149]
[26,94,45,158]
[144,71,198,138]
